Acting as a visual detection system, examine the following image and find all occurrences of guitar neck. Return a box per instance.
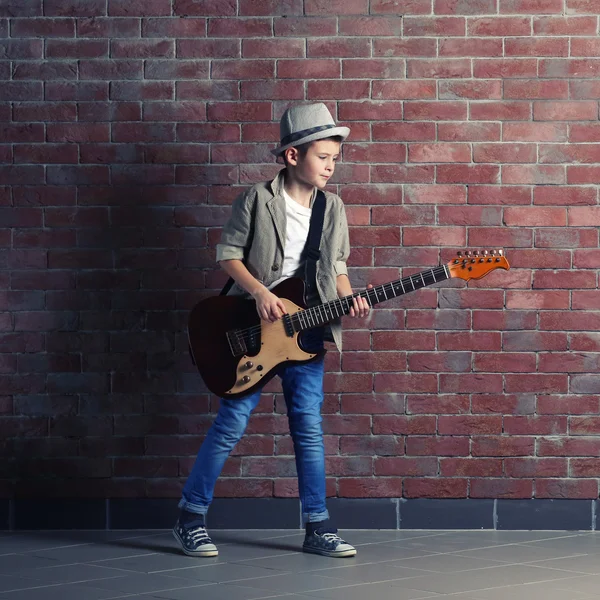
[291,264,450,333]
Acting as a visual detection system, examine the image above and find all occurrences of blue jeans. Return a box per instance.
[180,328,329,524]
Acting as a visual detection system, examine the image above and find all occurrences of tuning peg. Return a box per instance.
[465,250,471,257]
[474,250,479,256]
[457,251,462,257]
[498,249,503,256]
[482,250,488,256]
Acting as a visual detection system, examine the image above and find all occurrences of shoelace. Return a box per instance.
[186,526,212,544]
[315,528,344,544]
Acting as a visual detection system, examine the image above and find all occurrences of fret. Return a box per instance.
[400,280,405,294]
[432,269,437,283]
[410,277,415,291]
[420,272,426,286]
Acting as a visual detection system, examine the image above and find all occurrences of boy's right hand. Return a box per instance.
[251,286,287,323]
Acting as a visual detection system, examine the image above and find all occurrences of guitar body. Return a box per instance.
[188,277,325,399]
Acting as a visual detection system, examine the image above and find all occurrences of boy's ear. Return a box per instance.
[284,146,299,166]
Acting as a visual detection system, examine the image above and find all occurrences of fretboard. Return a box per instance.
[289,265,450,333]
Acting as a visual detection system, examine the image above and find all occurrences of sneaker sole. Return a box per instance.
[172,529,218,557]
[303,546,357,558]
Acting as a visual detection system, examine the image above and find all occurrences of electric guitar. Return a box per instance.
[188,249,510,399]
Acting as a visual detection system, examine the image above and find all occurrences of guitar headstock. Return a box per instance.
[447,249,510,281]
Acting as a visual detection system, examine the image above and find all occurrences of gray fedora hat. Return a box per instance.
[271,103,350,157]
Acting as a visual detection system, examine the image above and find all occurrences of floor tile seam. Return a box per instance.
[85,552,164,564]
[0,574,129,595]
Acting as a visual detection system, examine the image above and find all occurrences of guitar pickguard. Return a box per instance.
[225,298,316,396]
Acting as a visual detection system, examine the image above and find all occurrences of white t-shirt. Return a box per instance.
[268,188,311,289]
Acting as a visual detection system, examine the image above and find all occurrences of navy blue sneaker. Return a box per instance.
[172,520,218,557]
[303,527,356,558]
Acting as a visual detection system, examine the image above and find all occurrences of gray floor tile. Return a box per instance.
[2,529,600,600]
[389,564,580,594]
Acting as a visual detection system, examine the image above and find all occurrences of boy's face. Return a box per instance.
[287,139,341,190]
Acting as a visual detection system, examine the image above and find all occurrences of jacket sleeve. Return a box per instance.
[334,198,350,277]
[216,187,257,262]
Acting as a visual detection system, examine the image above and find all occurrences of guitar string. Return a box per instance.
[233,267,449,351]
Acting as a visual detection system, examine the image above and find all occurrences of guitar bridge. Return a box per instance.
[226,328,261,357]
[226,329,247,357]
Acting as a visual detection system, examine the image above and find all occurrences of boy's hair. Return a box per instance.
[282,135,344,167]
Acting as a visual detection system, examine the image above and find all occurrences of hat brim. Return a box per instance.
[271,126,350,157]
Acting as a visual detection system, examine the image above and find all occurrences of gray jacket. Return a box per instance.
[216,169,350,351]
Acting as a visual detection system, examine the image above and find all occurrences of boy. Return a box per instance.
[173,103,370,558]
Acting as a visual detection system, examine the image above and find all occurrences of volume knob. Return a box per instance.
[242,375,251,384]
[245,361,253,368]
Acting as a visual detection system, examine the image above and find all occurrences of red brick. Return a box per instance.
[536,228,598,248]
[277,59,340,79]
[46,39,108,59]
[339,16,403,36]
[177,81,238,100]
[373,38,436,57]
[504,122,567,142]
[46,82,108,101]
[371,0,432,13]
[567,0,600,13]
[440,38,502,57]
[500,0,563,13]
[441,458,503,477]
[437,165,500,184]
[535,271,596,290]
[471,394,536,415]
[470,479,533,499]
[468,16,531,35]
[406,436,469,456]
[474,58,537,78]
[534,16,597,35]
[506,37,568,57]
[109,0,171,15]
[568,207,600,227]
[505,374,568,393]
[404,478,468,498]
[77,17,140,37]
[440,374,503,393]
[339,478,404,498]
[536,479,598,499]
[438,332,501,351]
[535,186,596,205]
[47,123,110,143]
[145,17,206,37]
[241,0,303,15]
[375,457,437,476]
[404,17,465,36]
[502,165,565,185]
[174,0,236,16]
[506,458,567,477]
[506,291,569,310]
[573,291,600,310]
[571,334,600,351]
[343,58,406,79]
[440,123,501,142]
[243,38,304,59]
[540,58,600,78]
[472,436,535,456]
[571,459,600,478]
[534,100,598,120]
[474,143,536,163]
[408,59,471,79]
[274,16,336,37]
[471,102,532,121]
[504,79,568,99]
[112,39,174,58]
[570,82,600,101]
[146,59,210,79]
[11,18,75,37]
[308,81,370,100]
[373,122,435,141]
[407,394,470,414]
[538,395,600,415]
[0,39,43,59]
[409,143,470,163]
[439,80,502,100]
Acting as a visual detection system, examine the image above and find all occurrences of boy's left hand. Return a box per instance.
[349,284,373,318]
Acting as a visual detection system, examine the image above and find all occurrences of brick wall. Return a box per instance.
[1,0,600,503]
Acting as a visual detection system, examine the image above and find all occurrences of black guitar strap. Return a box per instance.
[302,189,326,306]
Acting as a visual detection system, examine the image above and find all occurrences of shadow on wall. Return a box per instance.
[8,166,229,500]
